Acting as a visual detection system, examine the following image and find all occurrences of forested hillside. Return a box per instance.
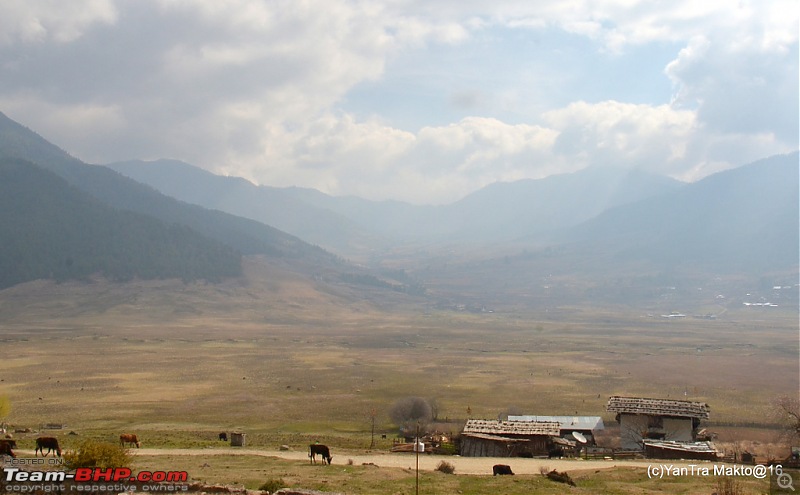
[0,158,242,289]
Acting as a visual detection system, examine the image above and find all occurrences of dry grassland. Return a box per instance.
[0,257,797,493]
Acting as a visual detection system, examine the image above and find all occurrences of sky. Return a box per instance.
[0,0,797,205]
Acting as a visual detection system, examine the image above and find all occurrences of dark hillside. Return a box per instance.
[0,158,242,289]
[0,111,335,261]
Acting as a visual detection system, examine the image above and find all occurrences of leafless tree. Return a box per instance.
[389,397,433,435]
[771,395,800,445]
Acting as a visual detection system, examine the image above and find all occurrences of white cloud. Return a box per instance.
[0,0,796,204]
[0,0,117,45]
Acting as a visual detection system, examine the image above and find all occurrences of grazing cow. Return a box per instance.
[493,464,514,476]
[0,439,16,458]
[35,437,61,457]
[119,433,141,448]
[308,444,332,465]
[218,432,228,442]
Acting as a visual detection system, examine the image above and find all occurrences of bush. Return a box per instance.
[258,478,287,493]
[63,440,132,469]
[435,460,455,474]
[715,477,743,495]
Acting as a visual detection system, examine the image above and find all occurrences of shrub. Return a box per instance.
[435,460,455,474]
[715,477,743,495]
[258,478,287,493]
[63,440,132,469]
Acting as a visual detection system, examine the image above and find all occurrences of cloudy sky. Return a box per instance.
[1,1,797,204]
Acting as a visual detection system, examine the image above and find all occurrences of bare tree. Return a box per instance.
[771,395,800,445]
[389,397,433,435]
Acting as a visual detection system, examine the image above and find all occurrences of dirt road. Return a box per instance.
[132,448,661,476]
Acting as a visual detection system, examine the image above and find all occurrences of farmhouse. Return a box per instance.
[607,396,710,451]
[508,415,604,445]
[459,419,560,457]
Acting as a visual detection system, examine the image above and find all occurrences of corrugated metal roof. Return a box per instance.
[642,440,719,454]
[463,419,560,436]
[607,396,710,419]
[508,415,605,431]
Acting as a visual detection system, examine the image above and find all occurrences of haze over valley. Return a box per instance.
[0,3,797,492]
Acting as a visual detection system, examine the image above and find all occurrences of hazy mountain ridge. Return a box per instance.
[108,159,687,251]
[1,109,795,303]
[107,159,383,253]
[106,150,798,278]
[564,152,800,272]
[0,111,335,261]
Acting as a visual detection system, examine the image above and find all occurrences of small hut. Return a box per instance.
[459,419,560,457]
[230,432,246,447]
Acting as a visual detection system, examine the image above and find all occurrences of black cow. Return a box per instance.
[0,439,15,458]
[493,464,514,475]
[309,444,332,465]
[218,432,228,441]
[35,437,61,457]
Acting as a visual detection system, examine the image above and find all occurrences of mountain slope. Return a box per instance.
[0,158,242,289]
[446,166,685,241]
[563,152,800,272]
[107,159,381,254]
[0,111,335,261]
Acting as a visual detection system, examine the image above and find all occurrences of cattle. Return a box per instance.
[308,444,332,465]
[0,439,16,458]
[119,433,141,448]
[35,437,61,457]
[492,464,514,476]
[218,432,228,442]
[0,439,17,449]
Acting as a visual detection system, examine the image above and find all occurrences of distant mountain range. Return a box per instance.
[0,111,344,289]
[108,159,685,249]
[107,151,798,277]
[1,108,796,296]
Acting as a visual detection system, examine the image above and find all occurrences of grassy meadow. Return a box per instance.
[0,257,797,493]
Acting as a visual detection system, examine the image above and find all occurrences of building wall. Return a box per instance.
[460,436,550,457]
[618,414,693,450]
[663,417,693,442]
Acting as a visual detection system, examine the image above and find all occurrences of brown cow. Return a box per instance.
[35,437,61,457]
[119,433,141,448]
[0,439,15,458]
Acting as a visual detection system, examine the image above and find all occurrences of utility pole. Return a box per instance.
[415,422,420,495]
[370,408,376,449]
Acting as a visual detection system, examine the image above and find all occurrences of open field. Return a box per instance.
[0,257,797,493]
[2,448,784,494]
